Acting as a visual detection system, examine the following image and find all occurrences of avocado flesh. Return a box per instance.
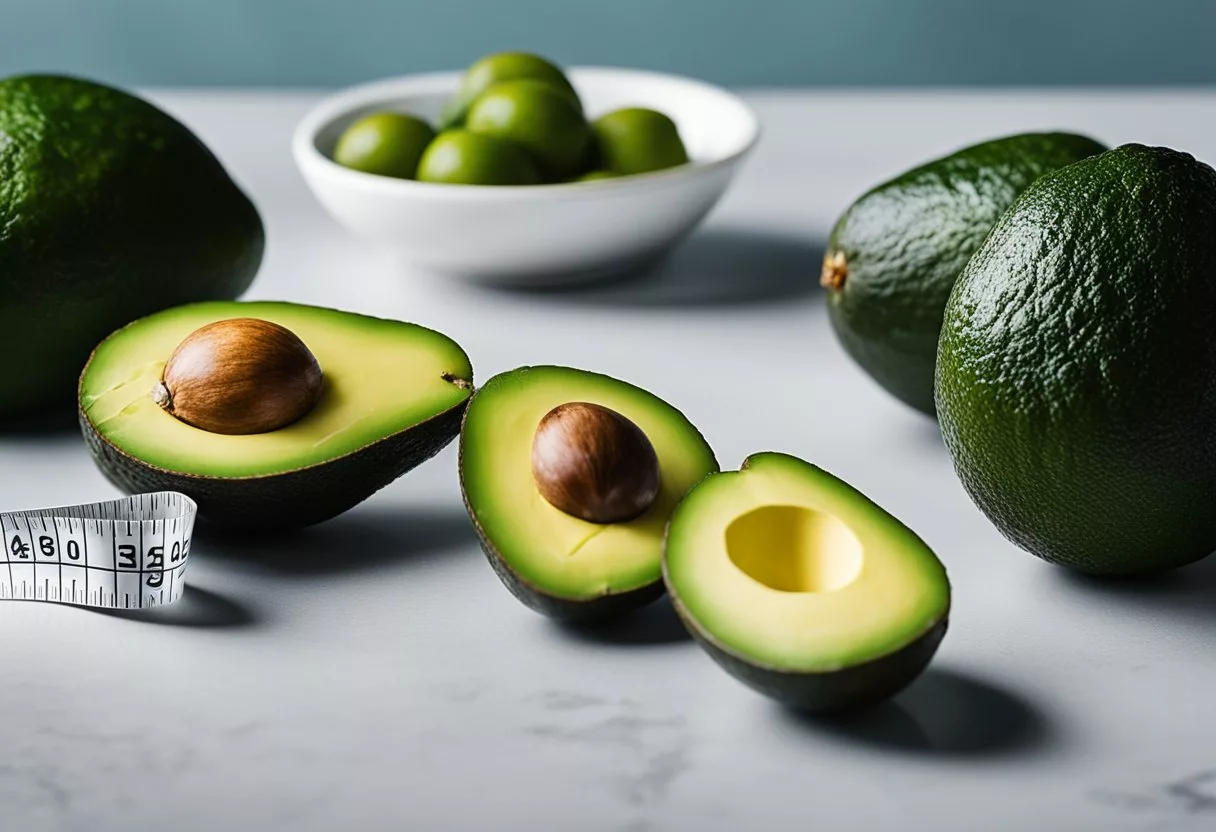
[460,366,718,620]
[664,452,949,711]
[824,131,1106,416]
[936,144,1216,575]
[79,301,473,529]
[0,74,264,421]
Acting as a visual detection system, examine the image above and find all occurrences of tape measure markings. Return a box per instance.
[0,491,196,609]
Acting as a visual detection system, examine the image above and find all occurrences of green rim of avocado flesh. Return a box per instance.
[78,301,473,530]
[663,452,950,712]
[459,365,718,622]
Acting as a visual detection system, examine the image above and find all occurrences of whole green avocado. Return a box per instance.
[936,144,1216,576]
[821,132,1106,416]
[0,74,263,421]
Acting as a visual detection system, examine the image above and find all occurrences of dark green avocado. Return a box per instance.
[936,143,1216,575]
[822,131,1106,416]
[0,74,264,422]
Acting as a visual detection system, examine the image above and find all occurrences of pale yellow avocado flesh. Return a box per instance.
[80,301,473,478]
[665,452,949,672]
[461,366,718,601]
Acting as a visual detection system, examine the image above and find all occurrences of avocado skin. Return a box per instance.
[80,399,466,531]
[669,586,948,712]
[469,516,665,623]
[824,132,1106,416]
[0,74,263,421]
[936,144,1216,575]
[457,400,666,623]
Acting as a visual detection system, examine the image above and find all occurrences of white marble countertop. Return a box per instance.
[2,88,1214,832]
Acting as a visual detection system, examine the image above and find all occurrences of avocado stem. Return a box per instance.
[820,251,849,291]
[442,372,473,390]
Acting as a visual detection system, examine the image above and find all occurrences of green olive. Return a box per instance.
[416,129,540,186]
[591,108,690,176]
[333,112,436,179]
[440,52,581,130]
[465,79,591,181]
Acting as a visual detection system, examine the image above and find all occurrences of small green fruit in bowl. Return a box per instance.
[465,79,591,181]
[416,129,541,186]
[333,112,436,179]
[440,51,581,129]
[293,66,760,284]
[592,107,689,176]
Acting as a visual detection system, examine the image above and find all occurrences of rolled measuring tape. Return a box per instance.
[0,491,195,609]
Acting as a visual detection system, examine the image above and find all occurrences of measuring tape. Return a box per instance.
[0,491,195,609]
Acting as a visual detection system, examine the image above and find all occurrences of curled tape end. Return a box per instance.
[0,490,196,609]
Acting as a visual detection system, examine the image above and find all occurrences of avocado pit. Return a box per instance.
[152,317,324,435]
[530,401,661,524]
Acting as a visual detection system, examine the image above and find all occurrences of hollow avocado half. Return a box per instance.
[663,452,950,712]
[822,131,1107,416]
[78,300,473,530]
[459,365,718,622]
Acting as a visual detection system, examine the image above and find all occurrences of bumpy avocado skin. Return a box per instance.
[936,144,1216,575]
[80,399,467,531]
[824,132,1106,416]
[0,74,263,421]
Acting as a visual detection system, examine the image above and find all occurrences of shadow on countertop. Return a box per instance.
[193,503,479,577]
[901,409,944,446]
[479,228,827,309]
[93,585,259,629]
[549,595,692,647]
[777,666,1050,757]
[1052,550,1216,624]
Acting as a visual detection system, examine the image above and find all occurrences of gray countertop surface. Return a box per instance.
[2,88,1214,832]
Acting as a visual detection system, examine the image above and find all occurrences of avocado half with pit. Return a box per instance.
[664,452,950,712]
[78,300,473,530]
[459,365,718,622]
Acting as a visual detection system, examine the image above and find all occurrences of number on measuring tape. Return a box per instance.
[8,529,29,559]
[0,492,196,609]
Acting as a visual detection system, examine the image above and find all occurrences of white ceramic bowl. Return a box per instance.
[292,67,760,286]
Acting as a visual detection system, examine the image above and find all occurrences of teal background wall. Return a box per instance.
[2,0,1212,87]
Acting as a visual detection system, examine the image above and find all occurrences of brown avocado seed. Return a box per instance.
[531,401,661,524]
[151,317,324,435]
